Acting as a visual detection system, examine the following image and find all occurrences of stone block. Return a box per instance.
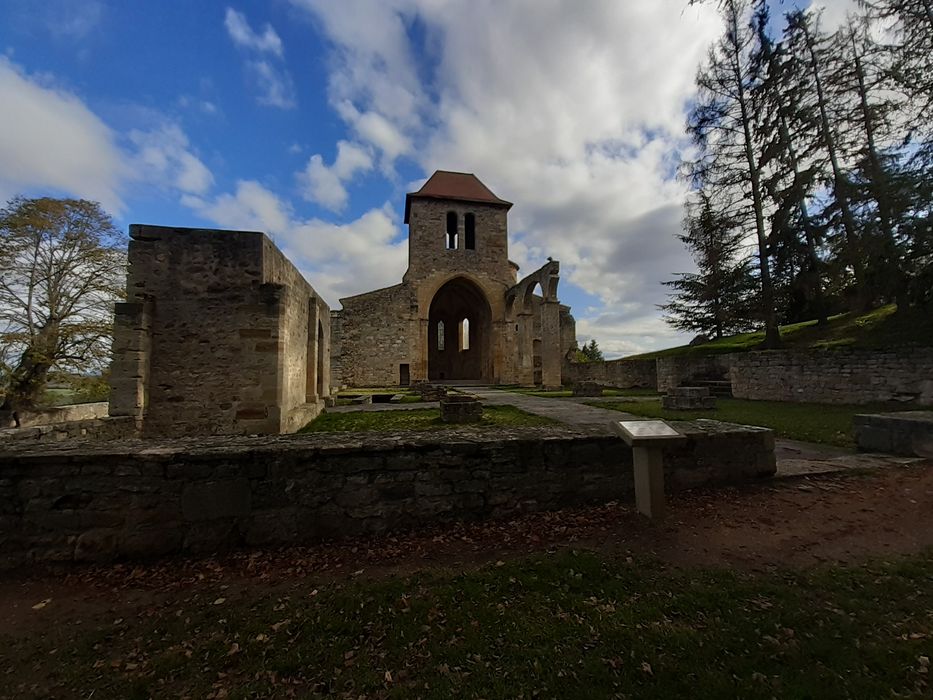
[181,479,251,521]
[74,528,119,561]
[572,382,603,397]
[440,395,483,423]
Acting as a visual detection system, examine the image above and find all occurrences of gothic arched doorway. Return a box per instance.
[428,277,492,382]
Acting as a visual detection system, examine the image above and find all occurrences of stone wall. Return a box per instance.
[109,226,330,437]
[566,358,658,389]
[657,355,733,393]
[12,402,109,428]
[0,422,775,568]
[0,416,136,445]
[730,348,933,405]
[337,284,419,387]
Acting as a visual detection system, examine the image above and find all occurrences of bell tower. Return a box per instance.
[402,171,515,288]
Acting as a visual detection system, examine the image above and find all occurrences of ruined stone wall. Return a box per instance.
[329,310,344,389]
[566,358,658,389]
[404,198,513,290]
[656,355,733,393]
[337,284,417,387]
[0,423,774,568]
[109,226,329,437]
[12,402,109,428]
[730,349,933,405]
[560,305,577,360]
[0,417,136,446]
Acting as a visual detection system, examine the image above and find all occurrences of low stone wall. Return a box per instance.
[854,411,933,457]
[730,348,933,405]
[657,355,732,393]
[565,358,657,389]
[0,423,774,569]
[11,402,110,428]
[0,417,137,445]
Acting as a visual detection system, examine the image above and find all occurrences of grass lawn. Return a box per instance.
[7,549,932,698]
[300,405,555,433]
[628,304,933,359]
[592,397,907,447]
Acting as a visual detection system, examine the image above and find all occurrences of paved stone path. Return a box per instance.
[325,387,923,478]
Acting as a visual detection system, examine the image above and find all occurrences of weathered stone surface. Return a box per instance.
[572,382,603,397]
[107,226,331,438]
[331,173,576,389]
[662,387,717,411]
[440,396,483,423]
[566,359,657,391]
[0,423,775,569]
[854,411,933,457]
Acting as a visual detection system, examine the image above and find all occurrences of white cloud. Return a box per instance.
[224,8,295,109]
[807,0,860,30]
[224,7,284,57]
[247,59,296,109]
[0,57,125,211]
[128,123,214,196]
[184,182,406,305]
[183,180,292,235]
[298,140,373,211]
[288,0,723,354]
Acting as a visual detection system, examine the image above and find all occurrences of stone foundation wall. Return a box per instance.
[109,226,330,437]
[0,416,136,445]
[657,355,732,393]
[11,402,109,428]
[565,358,657,389]
[0,423,774,569]
[730,349,933,405]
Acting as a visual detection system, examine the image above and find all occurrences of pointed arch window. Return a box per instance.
[446,211,458,250]
[459,318,470,351]
[437,320,445,351]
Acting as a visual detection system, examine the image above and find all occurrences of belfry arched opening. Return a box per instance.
[428,277,492,382]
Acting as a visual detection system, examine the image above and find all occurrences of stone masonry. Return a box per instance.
[108,225,331,438]
[332,172,576,389]
[0,422,775,568]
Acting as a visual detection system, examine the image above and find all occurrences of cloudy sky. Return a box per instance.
[0,0,856,357]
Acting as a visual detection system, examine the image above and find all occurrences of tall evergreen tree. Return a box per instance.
[661,191,757,338]
[684,0,781,347]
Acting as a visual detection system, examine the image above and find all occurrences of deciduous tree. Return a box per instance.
[0,197,125,424]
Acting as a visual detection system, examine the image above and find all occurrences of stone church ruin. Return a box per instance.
[108,225,331,437]
[106,171,575,438]
[331,171,576,390]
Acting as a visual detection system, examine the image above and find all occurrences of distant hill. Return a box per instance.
[628,305,933,360]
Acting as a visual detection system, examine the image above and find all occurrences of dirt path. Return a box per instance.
[2,463,931,639]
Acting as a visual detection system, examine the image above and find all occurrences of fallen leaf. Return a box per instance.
[32,599,52,610]
[213,597,226,605]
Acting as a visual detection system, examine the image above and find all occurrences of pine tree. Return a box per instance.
[684,0,781,346]
[661,192,757,338]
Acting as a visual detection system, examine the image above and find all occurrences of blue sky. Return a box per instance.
[0,0,851,356]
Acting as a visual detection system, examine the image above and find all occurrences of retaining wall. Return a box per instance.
[565,358,657,389]
[729,349,933,405]
[0,423,775,569]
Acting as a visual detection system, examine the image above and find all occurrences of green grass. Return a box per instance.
[507,387,660,398]
[592,397,910,447]
[628,304,933,359]
[300,405,555,433]
[6,549,932,698]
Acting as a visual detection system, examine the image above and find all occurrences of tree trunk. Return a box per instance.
[729,4,781,348]
[801,20,868,309]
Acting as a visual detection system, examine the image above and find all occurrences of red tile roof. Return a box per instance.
[404,170,512,223]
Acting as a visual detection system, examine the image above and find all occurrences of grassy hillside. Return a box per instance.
[628,304,933,359]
